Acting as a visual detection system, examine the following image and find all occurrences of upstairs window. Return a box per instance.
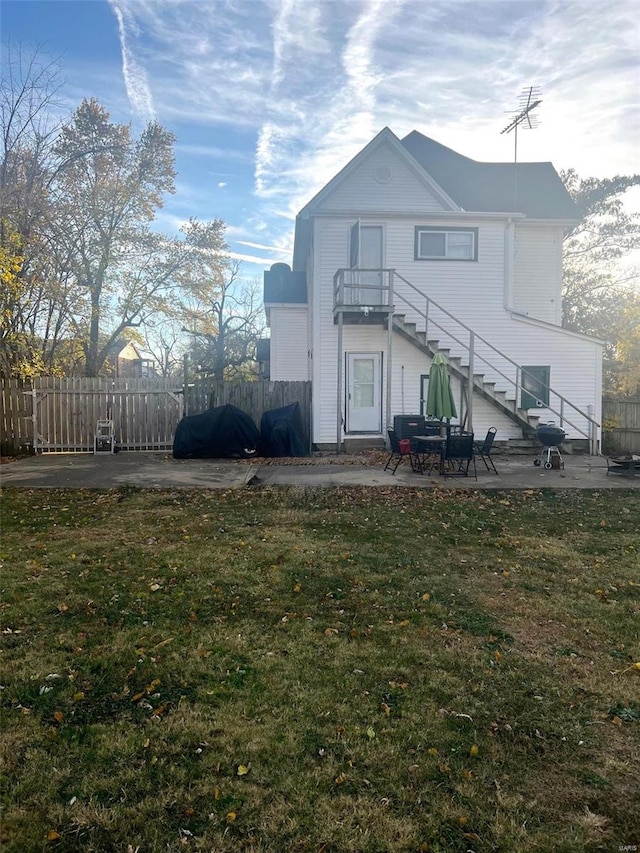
[415,226,478,261]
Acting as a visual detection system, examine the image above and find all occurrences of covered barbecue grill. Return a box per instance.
[534,422,566,469]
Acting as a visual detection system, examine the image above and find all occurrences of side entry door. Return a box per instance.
[346,352,382,433]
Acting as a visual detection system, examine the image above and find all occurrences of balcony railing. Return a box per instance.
[333,268,394,310]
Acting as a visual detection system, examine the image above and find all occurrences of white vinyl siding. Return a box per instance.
[319,144,448,214]
[512,223,564,324]
[309,215,601,445]
[269,307,309,381]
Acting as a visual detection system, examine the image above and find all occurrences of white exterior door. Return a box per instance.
[346,352,382,433]
[349,223,383,304]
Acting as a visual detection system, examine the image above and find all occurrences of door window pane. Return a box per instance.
[354,384,374,408]
[353,358,374,408]
[354,359,374,383]
[521,366,550,408]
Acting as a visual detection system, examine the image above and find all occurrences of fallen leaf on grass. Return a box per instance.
[46,830,61,842]
[53,711,64,723]
[237,764,250,776]
[226,811,237,823]
[470,744,479,757]
[366,727,376,739]
[334,772,347,785]
[381,702,391,716]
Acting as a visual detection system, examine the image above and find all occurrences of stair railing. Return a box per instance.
[391,270,599,450]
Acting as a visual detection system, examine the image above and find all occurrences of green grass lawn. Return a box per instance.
[1,485,639,853]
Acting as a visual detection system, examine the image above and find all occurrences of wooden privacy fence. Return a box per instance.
[2,377,312,454]
[603,398,640,454]
[184,379,312,451]
[1,377,183,453]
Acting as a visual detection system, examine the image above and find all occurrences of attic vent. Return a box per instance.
[374,166,392,184]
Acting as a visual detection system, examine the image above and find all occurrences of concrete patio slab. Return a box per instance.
[1,451,638,490]
[0,452,260,490]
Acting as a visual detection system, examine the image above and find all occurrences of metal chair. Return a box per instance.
[384,429,413,474]
[443,433,477,479]
[474,427,498,474]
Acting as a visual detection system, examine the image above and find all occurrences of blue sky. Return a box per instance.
[2,0,639,276]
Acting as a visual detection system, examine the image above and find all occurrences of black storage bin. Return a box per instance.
[393,414,425,440]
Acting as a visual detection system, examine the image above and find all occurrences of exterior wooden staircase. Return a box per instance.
[389,313,540,437]
[332,267,599,453]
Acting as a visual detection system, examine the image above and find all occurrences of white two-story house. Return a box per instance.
[263,128,602,452]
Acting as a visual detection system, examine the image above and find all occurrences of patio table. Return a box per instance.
[412,434,446,474]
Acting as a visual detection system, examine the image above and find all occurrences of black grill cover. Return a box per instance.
[260,403,308,457]
[173,404,260,459]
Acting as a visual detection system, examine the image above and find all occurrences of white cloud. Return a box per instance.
[106,0,639,265]
[217,182,227,188]
[108,0,156,120]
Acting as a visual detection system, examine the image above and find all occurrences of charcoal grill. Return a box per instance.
[534,422,566,470]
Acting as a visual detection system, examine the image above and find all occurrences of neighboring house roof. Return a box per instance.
[401,131,578,219]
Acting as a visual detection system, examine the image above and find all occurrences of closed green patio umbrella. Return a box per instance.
[426,352,457,422]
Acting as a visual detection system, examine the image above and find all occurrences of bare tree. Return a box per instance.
[178,219,266,380]
[48,98,187,375]
[0,43,70,377]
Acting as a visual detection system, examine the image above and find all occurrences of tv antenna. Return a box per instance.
[501,86,542,160]
[500,86,542,211]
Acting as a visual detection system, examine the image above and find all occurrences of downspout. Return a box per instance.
[503,217,515,313]
[503,216,520,414]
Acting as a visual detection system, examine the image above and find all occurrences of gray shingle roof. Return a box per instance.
[401,131,578,219]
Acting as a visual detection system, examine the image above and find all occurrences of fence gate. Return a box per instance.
[29,379,183,452]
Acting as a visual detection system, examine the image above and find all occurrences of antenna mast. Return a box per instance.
[500,86,542,210]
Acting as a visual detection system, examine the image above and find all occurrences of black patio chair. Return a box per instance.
[384,429,414,474]
[474,427,498,474]
[443,433,477,479]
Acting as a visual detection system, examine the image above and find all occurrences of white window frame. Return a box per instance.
[415,226,478,261]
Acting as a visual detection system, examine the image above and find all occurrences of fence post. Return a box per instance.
[183,354,189,415]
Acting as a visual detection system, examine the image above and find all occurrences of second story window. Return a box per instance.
[415,226,478,261]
